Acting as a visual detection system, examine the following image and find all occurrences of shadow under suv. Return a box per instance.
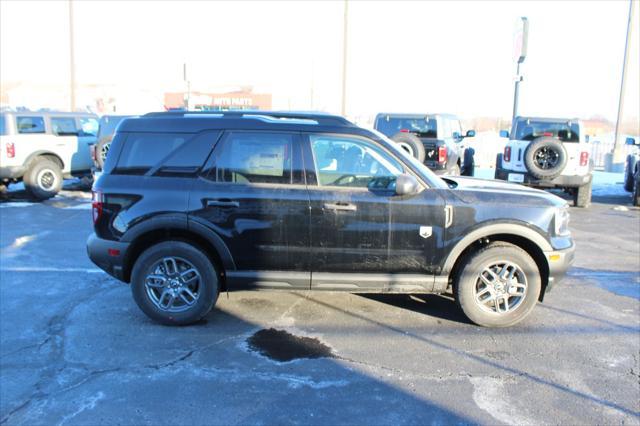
[87,111,574,327]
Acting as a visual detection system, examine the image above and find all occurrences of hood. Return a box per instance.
[442,176,567,208]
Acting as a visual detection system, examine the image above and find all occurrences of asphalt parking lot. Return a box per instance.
[1,183,639,425]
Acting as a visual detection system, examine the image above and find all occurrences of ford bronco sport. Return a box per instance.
[87,111,574,328]
[374,113,476,176]
[495,116,593,207]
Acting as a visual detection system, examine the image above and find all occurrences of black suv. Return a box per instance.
[87,111,574,328]
[374,113,476,176]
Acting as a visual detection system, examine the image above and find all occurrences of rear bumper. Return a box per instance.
[0,166,26,180]
[495,167,591,188]
[544,243,575,293]
[86,232,130,282]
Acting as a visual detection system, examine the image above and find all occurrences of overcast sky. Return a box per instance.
[1,0,638,121]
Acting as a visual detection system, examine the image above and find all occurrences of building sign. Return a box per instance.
[164,90,272,111]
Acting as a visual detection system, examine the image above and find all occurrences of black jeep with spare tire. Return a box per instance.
[374,113,476,176]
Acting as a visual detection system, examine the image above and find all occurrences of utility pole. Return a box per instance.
[183,63,191,110]
[68,0,76,111]
[340,0,349,117]
[511,17,528,122]
[611,0,635,171]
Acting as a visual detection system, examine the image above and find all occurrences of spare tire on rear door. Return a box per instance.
[523,137,568,180]
[391,132,426,163]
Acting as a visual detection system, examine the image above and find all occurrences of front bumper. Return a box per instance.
[87,232,130,282]
[495,167,591,188]
[544,243,575,293]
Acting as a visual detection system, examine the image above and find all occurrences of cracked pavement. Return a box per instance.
[1,188,639,425]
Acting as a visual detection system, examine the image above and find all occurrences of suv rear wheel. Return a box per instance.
[24,158,63,200]
[131,241,219,325]
[455,242,541,327]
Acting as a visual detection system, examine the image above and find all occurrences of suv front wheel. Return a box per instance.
[455,242,541,327]
[131,241,219,325]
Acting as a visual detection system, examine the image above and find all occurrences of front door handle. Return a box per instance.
[324,202,357,212]
[205,199,239,208]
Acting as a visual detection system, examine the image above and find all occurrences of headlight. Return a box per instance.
[554,205,571,236]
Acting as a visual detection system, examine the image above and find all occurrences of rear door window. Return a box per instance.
[16,116,45,134]
[514,120,580,142]
[51,117,79,136]
[207,132,293,185]
[0,116,6,135]
[375,116,437,138]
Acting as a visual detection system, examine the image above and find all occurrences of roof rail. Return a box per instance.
[142,110,353,127]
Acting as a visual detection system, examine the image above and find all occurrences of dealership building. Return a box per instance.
[164,89,272,111]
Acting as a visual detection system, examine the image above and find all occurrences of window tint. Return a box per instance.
[0,116,5,135]
[114,133,190,175]
[375,116,437,138]
[16,116,45,134]
[310,134,403,189]
[79,117,99,136]
[209,132,293,184]
[51,117,79,136]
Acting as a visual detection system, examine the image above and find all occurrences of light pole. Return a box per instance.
[611,0,635,171]
[68,0,76,111]
[512,17,528,122]
[340,0,349,117]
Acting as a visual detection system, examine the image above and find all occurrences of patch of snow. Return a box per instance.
[470,376,536,426]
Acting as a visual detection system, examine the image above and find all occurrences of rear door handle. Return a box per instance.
[324,202,357,212]
[205,199,239,208]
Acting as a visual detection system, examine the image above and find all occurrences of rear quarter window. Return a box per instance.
[0,116,6,135]
[111,132,218,176]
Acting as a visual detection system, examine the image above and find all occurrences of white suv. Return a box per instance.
[0,111,98,200]
[495,116,593,207]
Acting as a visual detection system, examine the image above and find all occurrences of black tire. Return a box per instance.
[95,137,112,170]
[494,153,503,179]
[633,177,640,207]
[23,158,63,200]
[462,148,475,176]
[574,177,592,208]
[624,155,635,192]
[391,132,426,162]
[523,137,568,179]
[131,241,219,326]
[455,242,541,328]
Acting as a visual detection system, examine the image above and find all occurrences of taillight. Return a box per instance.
[580,151,589,167]
[92,190,103,224]
[400,129,409,133]
[5,142,15,158]
[90,145,97,162]
[438,146,447,163]
[504,146,511,162]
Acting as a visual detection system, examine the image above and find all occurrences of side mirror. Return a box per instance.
[466,130,476,138]
[452,131,462,140]
[395,174,420,196]
[499,130,510,138]
[625,137,637,146]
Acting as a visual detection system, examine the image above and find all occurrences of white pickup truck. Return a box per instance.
[0,111,98,200]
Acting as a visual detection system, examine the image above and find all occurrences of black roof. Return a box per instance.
[118,111,355,133]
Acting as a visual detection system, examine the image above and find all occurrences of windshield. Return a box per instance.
[368,129,449,189]
[375,116,437,138]
[514,119,580,142]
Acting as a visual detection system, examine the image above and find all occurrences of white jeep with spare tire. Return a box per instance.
[494,116,593,208]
